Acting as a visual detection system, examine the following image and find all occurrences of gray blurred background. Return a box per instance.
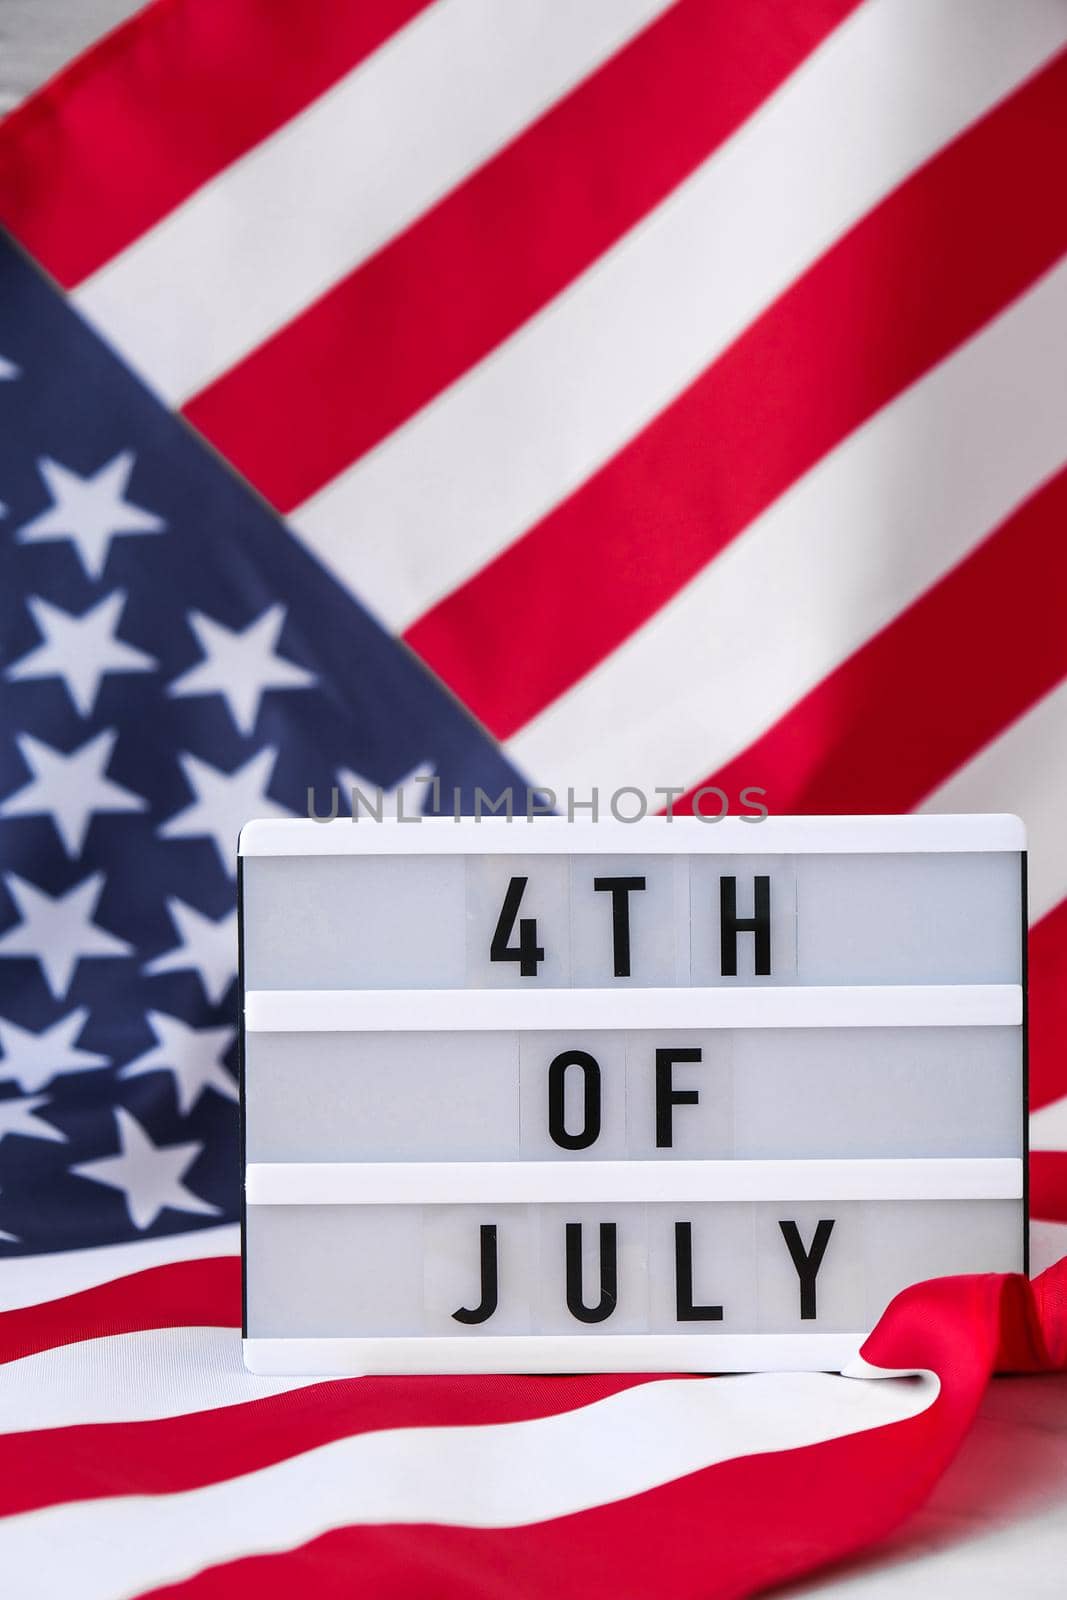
[0,0,143,112]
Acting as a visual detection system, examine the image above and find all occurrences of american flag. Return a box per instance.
[0,1,1066,1594]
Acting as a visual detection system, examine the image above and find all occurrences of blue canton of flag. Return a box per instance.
[0,232,523,1256]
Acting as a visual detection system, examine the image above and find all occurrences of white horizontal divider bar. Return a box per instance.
[245,1157,1023,1206]
[244,984,1022,1033]
[238,814,1025,857]
[243,1332,866,1376]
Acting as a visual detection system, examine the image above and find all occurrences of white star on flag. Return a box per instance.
[120,1010,237,1117]
[2,728,146,855]
[144,897,238,1005]
[160,746,288,878]
[0,871,132,998]
[15,450,165,578]
[0,1093,66,1144]
[70,1107,220,1231]
[6,591,157,717]
[337,761,434,821]
[168,604,315,735]
[0,1007,109,1093]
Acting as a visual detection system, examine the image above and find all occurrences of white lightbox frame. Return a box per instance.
[238,814,1029,1375]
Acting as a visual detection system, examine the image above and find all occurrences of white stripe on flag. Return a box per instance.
[0,1369,937,1600]
[1030,1221,1067,1274]
[507,258,1067,797]
[0,1327,317,1432]
[1031,1099,1067,1154]
[922,675,1067,925]
[0,1223,239,1311]
[290,0,1067,632]
[72,0,674,403]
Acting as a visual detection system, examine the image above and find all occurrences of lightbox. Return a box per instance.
[238,814,1026,1375]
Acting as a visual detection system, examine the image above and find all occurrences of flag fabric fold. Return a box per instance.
[0,1253,1064,1598]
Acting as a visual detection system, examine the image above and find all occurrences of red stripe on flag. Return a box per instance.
[181,0,858,512]
[0,1256,239,1365]
[0,0,431,288]
[1030,901,1067,1112]
[675,465,1067,822]
[129,1434,952,1600]
[133,1266,1067,1600]
[1030,1153,1067,1224]
[0,1373,654,1519]
[404,49,1067,740]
